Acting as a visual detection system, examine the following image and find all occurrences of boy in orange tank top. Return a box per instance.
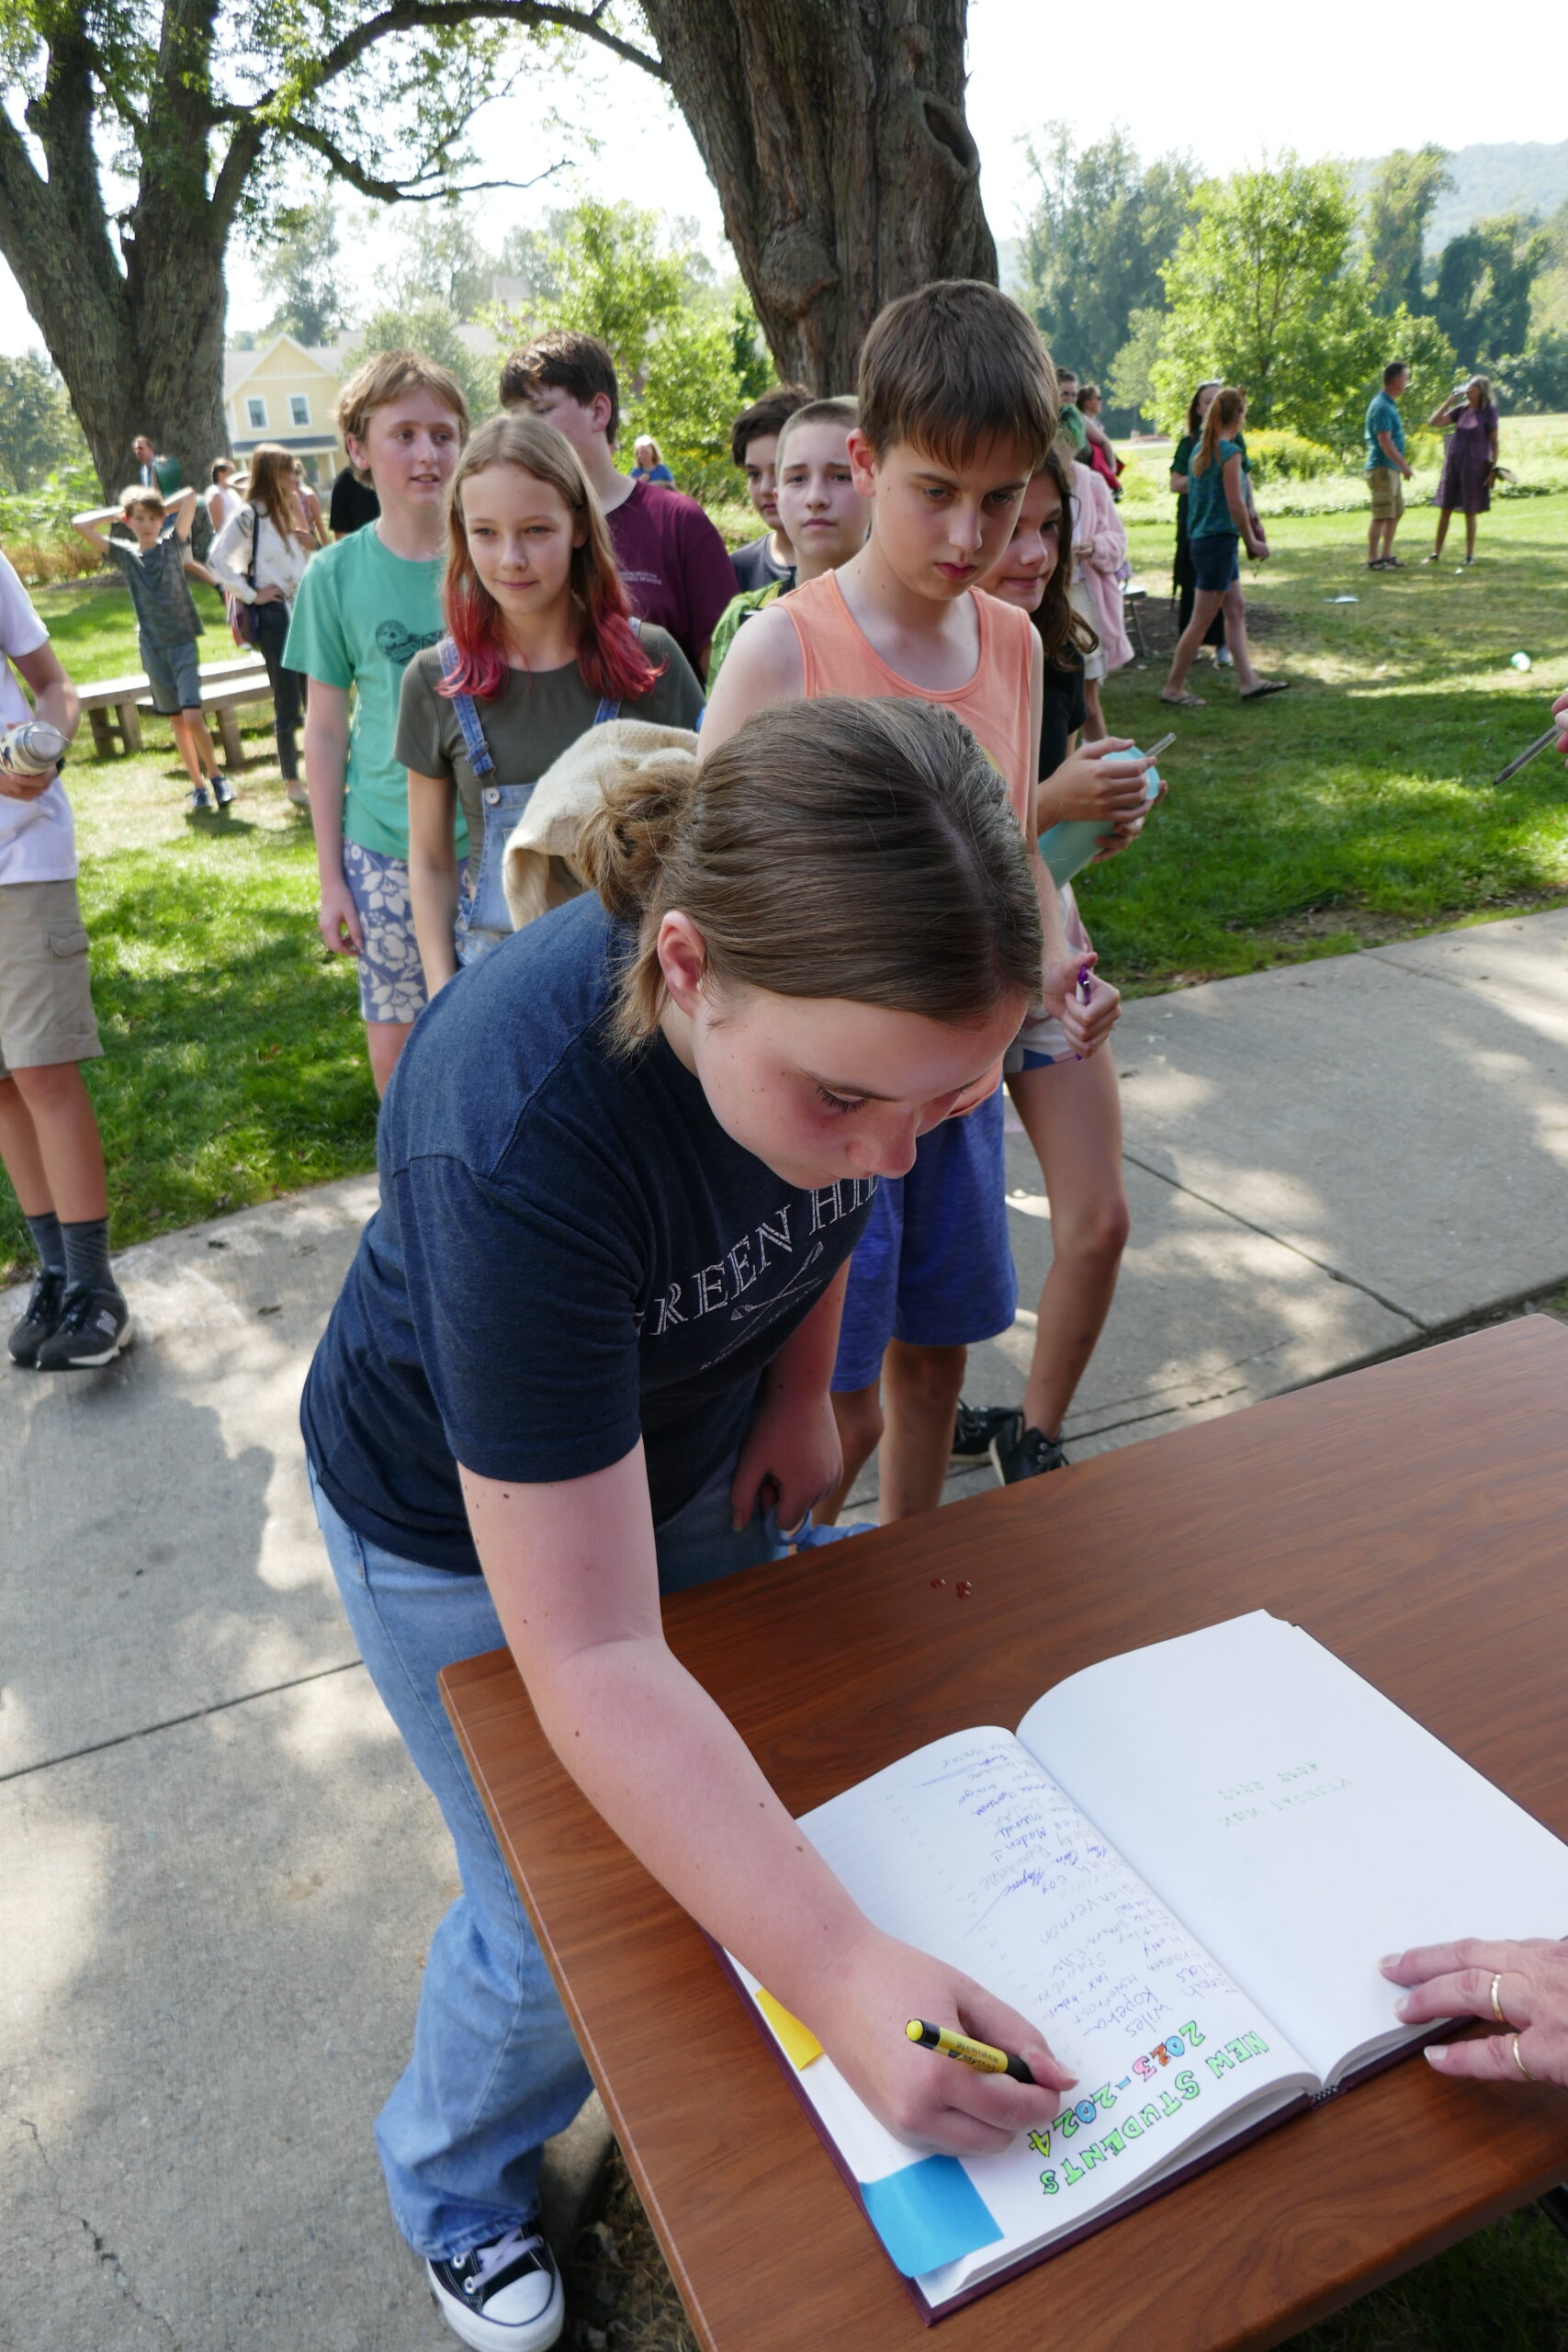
[704,281,1122,1522]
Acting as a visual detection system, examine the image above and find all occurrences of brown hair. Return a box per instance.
[245,442,306,537]
[500,330,620,444]
[118,487,164,517]
[729,383,811,467]
[858,281,1057,473]
[336,348,469,480]
[1186,379,1223,438]
[579,696,1043,1054]
[1192,387,1246,477]
[209,458,235,484]
[776,396,858,460]
[1032,443,1097,671]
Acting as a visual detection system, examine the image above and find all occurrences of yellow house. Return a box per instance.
[222,335,346,485]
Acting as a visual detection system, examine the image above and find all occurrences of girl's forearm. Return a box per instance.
[529,1630,869,2021]
[409,852,460,991]
[302,711,349,881]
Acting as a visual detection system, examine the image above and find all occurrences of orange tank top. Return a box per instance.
[782,570,1036,829]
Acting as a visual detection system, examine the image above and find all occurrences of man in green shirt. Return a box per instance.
[1364,360,1414,570]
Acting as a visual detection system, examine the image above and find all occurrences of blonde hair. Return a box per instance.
[578,697,1043,1055]
[245,442,306,537]
[119,487,164,517]
[336,348,469,480]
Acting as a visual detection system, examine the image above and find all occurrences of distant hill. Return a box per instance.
[1349,141,1568,249]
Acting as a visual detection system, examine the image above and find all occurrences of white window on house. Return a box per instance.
[289,394,310,427]
[246,396,267,429]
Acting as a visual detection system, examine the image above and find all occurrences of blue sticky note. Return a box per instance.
[859,2155,1004,2278]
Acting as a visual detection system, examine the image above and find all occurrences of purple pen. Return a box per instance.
[1077,962,1094,1007]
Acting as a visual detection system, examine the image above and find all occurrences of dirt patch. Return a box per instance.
[1243,888,1568,951]
[1125,590,1287,662]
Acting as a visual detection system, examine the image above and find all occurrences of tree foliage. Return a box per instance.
[357,301,493,419]
[254,191,354,346]
[1019,124,1196,400]
[492,198,760,496]
[0,348,89,489]
[1363,144,1450,316]
[376,203,500,321]
[1433,212,1553,373]
[1151,155,1454,447]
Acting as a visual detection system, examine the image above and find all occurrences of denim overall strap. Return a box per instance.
[590,614,641,727]
[438,636,494,779]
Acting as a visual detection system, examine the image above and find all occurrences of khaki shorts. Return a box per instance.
[1367,467,1404,521]
[0,876,103,1077]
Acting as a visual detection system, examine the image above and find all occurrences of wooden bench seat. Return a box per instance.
[79,655,273,762]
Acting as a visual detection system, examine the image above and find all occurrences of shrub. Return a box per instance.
[1241,429,1340,481]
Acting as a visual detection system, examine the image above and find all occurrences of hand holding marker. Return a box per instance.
[907,2018,1036,2085]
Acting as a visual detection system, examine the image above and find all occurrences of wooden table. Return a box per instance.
[443,1318,1568,2350]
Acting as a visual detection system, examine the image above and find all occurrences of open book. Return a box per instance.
[727,1612,1568,2321]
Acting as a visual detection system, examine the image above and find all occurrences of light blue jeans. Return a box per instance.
[308,1451,793,2261]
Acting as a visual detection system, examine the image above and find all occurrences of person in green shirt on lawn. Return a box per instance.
[285,349,469,1098]
[1364,360,1415,571]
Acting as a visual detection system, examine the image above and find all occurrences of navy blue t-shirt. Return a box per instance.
[301,894,876,1572]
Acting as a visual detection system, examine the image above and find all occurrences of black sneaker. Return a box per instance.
[951,1400,1017,1466]
[989,1412,1070,1485]
[210,773,235,808]
[34,1283,134,1370]
[8,1269,66,1366]
[425,2224,563,2350]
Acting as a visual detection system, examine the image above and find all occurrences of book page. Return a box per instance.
[1018,1614,1568,2085]
[748,1727,1314,2301]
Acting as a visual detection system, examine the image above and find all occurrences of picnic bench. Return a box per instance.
[79,654,273,767]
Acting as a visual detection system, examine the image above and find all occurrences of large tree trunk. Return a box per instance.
[0,0,238,496]
[638,0,997,390]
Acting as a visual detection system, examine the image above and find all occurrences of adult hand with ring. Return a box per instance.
[1380,1936,1568,2087]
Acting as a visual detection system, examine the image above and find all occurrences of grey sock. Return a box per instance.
[25,1209,65,1275]
[62,1216,115,1294]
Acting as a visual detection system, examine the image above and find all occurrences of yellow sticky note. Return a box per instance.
[755,1986,823,2069]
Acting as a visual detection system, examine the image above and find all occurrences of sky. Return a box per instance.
[0,0,1563,356]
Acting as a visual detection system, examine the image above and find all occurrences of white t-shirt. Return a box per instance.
[0,549,75,887]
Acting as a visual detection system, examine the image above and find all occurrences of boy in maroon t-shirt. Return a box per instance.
[499,332,736,678]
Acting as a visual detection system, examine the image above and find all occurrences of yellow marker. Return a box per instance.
[906,2018,1035,2085]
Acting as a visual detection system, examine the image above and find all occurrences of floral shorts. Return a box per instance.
[341,841,428,1026]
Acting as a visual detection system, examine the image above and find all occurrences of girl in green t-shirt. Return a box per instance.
[402,415,704,992]
[1161,389,1288,708]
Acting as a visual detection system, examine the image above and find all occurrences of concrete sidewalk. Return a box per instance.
[5,908,1567,2348]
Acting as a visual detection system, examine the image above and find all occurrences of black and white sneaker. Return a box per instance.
[187,784,212,813]
[950,1400,1017,1466]
[8,1269,66,1366]
[426,2224,564,2350]
[989,1412,1070,1485]
[210,773,235,808]
[34,1283,134,1370]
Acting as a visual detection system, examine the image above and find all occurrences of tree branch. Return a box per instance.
[265,0,665,116]
[273,113,572,202]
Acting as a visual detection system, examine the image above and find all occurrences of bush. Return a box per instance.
[0,463,109,586]
[1242,429,1340,481]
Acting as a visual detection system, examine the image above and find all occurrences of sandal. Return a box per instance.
[1160,689,1205,708]
[1240,679,1290,700]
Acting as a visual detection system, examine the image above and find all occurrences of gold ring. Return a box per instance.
[1512,2034,1535,2082]
[1490,1972,1508,2027]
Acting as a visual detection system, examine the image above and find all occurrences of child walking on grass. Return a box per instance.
[401,413,703,993]
[71,485,231,811]
[705,279,1121,1525]
[1161,389,1287,710]
[285,349,469,1097]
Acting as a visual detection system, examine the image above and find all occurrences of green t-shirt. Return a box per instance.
[1364,390,1405,473]
[394,625,705,875]
[283,526,463,859]
[706,580,785,686]
[1058,403,1089,453]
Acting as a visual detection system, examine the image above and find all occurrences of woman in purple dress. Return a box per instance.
[1425,376,1500,565]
